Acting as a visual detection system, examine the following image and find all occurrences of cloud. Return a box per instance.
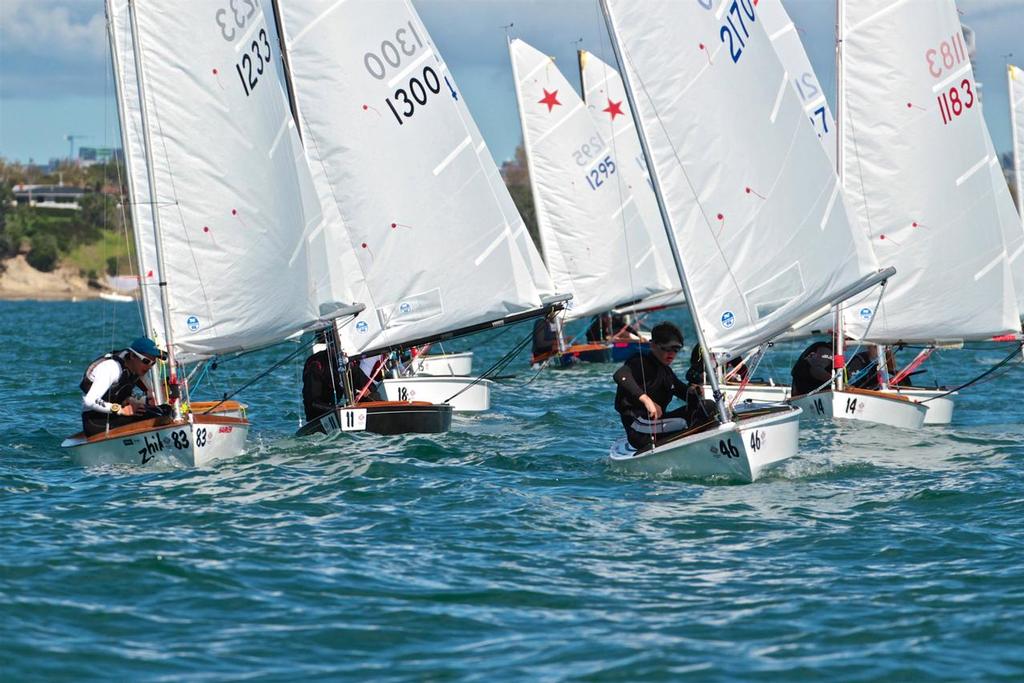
[0,0,107,98]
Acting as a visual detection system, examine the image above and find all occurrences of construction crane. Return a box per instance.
[65,133,89,160]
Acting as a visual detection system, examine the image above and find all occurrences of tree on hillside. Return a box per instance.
[500,142,540,251]
[0,180,13,264]
[26,233,59,272]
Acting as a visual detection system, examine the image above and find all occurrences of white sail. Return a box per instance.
[986,132,1024,318]
[275,0,558,356]
[578,49,685,311]
[839,0,1018,342]
[600,0,880,359]
[1012,64,1024,222]
[107,1,337,362]
[509,38,672,321]
[106,2,162,340]
[757,0,837,166]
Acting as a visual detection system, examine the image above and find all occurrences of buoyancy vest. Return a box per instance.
[79,350,146,407]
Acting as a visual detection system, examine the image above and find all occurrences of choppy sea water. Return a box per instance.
[2,299,1024,681]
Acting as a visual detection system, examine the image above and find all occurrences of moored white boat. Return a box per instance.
[789,388,927,429]
[609,406,801,482]
[413,352,474,377]
[62,401,248,467]
[381,375,491,412]
[99,292,134,303]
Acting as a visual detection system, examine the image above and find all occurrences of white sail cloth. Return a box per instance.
[838,0,1018,343]
[275,0,558,356]
[758,0,837,167]
[578,49,685,311]
[600,0,880,359]
[985,133,1024,318]
[107,0,338,362]
[509,39,673,321]
[1011,64,1024,222]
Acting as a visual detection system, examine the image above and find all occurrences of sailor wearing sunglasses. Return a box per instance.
[613,322,713,450]
[80,337,167,436]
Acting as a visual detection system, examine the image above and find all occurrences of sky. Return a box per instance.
[0,0,1021,165]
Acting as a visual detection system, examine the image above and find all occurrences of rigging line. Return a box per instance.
[198,337,316,415]
[727,345,769,409]
[466,322,516,350]
[442,328,534,403]
[806,279,888,395]
[144,71,216,357]
[614,38,745,319]
[103,41,118,351]
[590,40,642,320]
[844,62,879,242]
[917,342,1024,403]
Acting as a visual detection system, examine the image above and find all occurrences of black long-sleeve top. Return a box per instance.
[303,350,338,420]
[613,353,688,419]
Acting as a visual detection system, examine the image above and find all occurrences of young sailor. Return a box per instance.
[80,337,166,436]
[613,322,713,450]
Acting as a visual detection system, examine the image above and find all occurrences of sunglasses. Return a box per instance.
[657,343,683,353]
[130,349,157,366]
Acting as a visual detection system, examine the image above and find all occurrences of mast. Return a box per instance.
[1011,64,1024,221]
[833,0,847,392]
[104,0,162,403]
[126,0,183,410]
[598,0,729,423]
[270,0,302,141]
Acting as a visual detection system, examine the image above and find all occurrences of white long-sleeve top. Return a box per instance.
[81,359,127,414]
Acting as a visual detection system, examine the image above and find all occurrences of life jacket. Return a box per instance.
[79,350,146,407]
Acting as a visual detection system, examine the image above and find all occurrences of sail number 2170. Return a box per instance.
[719,0,757,64]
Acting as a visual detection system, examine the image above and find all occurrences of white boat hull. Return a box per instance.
[608,406,801,483]
[703,383,791,404]
[61,410,249,467]
[789,389,927,429]
[381,376,491,412]
[413,352,473,377]
[707,382,953,425]
[889,388,955,425]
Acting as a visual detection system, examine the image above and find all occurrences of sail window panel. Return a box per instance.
[745,262,806,320]
[375,288,445,331]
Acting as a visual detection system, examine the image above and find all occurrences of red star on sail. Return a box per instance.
[538,89,561,112]
[603,98,624,120]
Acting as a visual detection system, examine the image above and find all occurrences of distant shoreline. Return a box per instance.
[0,255,130,302]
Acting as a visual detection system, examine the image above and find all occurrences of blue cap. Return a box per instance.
[130,337,167,360]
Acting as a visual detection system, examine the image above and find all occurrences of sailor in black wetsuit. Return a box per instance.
[613,322,714,450]
[80,337,167,437]
[790,340,834,396]
[302,346,340,423]
[302,338,383,422]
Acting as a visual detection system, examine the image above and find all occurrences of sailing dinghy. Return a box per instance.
[599,0,893,481]
[791,0,1021,427]
[274,0,567,435]
[509,38,675,367]
[64,0,360,466]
